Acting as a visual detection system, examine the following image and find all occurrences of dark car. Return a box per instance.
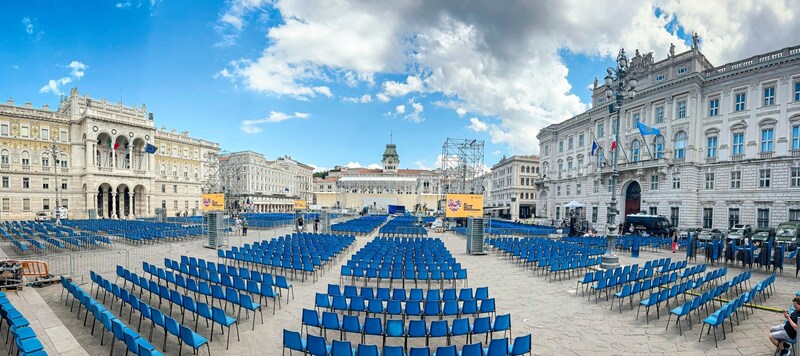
[751,227,775,246]
[776,221,800,251]
[623,214,674,237]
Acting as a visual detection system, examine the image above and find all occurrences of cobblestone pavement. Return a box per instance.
[25,227,800,355]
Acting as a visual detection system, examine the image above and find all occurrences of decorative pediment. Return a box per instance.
[704,127,720,136]
[758,117,777,127]
[730,120,747,132]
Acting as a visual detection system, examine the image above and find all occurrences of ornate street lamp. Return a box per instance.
[601,48,637,269]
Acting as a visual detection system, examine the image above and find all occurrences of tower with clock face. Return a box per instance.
[382,144,399,173]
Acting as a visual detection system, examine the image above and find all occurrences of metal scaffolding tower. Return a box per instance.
[439,138,484,208]
[202,150,222,194]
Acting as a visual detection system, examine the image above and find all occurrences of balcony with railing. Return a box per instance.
[759,151,774,159]
[791,149,800,157]
[731,154,744,161]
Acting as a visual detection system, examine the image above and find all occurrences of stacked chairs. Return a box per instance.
[300,308,512,347]
[699,292,750,348]
[91,272,212,354]
[115,266,241,348]
[160,257,283,309]
[218,233,355,282]
[283,329,532,356]
[343,237,468,289]
[60,276,167,355]
[331,216,388,235]
[0,291,47,355]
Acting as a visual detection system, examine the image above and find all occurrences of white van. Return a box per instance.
[53,207,69,220]
[35,211,50,222]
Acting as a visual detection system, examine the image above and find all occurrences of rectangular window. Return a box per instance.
[21,125,29,138]
[576,183,582,195]
[632,113,641,128]
[591,207,598,223]
[61,199,68,208]
[732,133,744,155]
[1,176,7,188]
[650,175,659,190]
[728,208,740,228]
[707,136,717,158]
[597,123,604,137]
[759,169,771,188]
[543,145,549,156]
[578,133,585,147]
[558,163,563,178]
[567,137,574,150]
[60,130,68,142]
[0,123,8,136]
[556,207,560,220]
[763,86,775,106]
[790,209,800,221]
[703,208,713,229]
[655,106,664,123]
[61,179,68,190]
[670,207,679,227]
[185,200,189,209]
[577,158,583,174]
[559,140,563,152]
[791,167,800,188]
[42,199,50,211]
[23,198,30,212]
[173,200,178,209]
[161,184,166,193]
[757,208,770,228]
[22,177,29,189]
[792,125,799,150]
[161,200,166,209]
[677,100,687,119]
[40,128,49,140]
[173,185,178,193]
[649,206,658,215]
[1,198,8,211]
[566,184,571,196]
[761,128,774,152]
[567,161,573,174]
[705,173,714,190]
[556,186,561,196]
[795,82,800,101]
[730,171,741,189]
[672,174,681,189]
[42,178,49,190]
[735,92,746,111]
[594,180,599,194]
[708,98,719,117]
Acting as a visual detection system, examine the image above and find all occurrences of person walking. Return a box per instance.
[313,217,320,234]
[671,230,678,253]
[769,297,800,356]
[297,216,304,232]
[241,218,248,236]
[235,217,242,236]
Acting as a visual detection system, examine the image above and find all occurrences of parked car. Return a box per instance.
[52,207,69,220]
[34,211,50,222]
[623,214,674,237]
[776,221,800,251]
[697,228,725,242]
[751,227,775,247]
[679,227,703,239]
[727,224,753,242]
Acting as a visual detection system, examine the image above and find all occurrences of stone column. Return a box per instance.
[112,192,118,219]
[100,188,107,218]
[131,192,136,217]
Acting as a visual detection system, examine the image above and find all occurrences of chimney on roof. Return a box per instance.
[7,97,13,106]
[24,101,32,108]
[43,104,49,111]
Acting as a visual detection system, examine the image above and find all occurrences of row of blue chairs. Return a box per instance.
[379,217,428,237]
[160,258,289,304]
[91,272,210,354]
[340,265,468,290]
[615,235,672,252]
[635,279,708,323]
[326,285,489,304]
[667,281,755,337]
[699,291,751,348]
[612,278,694,314]
[238,213,298,229]
[576,261,660,296]
[590,271,679,304]
[0,291,47,355]
[331,216,388,234]
[678,264,708,280]
[301,308,510,348]
[314,295,497,321]
[60,276,166,356]
[659,260,688,274]
[62,219,202,243]
[283,329,532,356]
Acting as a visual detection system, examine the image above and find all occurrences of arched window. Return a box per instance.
[41,153,50,167]
[172,165,178,178]
[674,131,687,159]
[652,135,665,159]
[60,154,68,167]
[21,151,30,166]
[542,162,549,177]
[160,164,166,177]
[0,150,9,164]
[183,167,189,178]
[595,148,605,167]
[631,139,640,162]
[194,168,199,179]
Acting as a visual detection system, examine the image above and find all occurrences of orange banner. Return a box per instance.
[444,194,484,218]
[201,194,225,211]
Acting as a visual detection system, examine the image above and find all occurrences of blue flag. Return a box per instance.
[637,121,661,136]
[590,140,598,156]
[145,143,158,154]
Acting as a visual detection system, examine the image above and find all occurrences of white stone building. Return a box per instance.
[487,155,540,220]
[313,144,443,212]
[218,151,313,212]
[0,87,219,220]
[537,43,800,231]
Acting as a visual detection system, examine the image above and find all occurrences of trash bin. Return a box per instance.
[631,239,640,258]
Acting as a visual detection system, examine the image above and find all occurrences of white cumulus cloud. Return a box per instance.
[39,61,88,95]
[468,117,488,132]
[240,111,311,134]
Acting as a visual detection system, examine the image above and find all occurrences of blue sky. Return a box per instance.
[2,1,796,171]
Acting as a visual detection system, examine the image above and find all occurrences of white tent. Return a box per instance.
[563,200,584,208]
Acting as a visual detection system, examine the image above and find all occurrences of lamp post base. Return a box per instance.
[600,255,620,269]
[601,230,620,269]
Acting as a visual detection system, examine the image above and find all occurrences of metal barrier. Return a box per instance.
[5,260,50,277]
[36,243,173,284]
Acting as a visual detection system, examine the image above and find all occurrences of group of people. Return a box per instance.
[234,217,249,236]
[296,216,321,233]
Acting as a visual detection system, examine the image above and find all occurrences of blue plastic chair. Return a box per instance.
[239,293,263,330]
[471,316,491,343]
[283,329,306,355]
[434,345,457,356]
[357,343,380,356]
[384,345,406,356]
[386,318,406,347]
[410,346,431,356]
[307,334,331,356]
[341,315,363,342]
[303,308,322,336]
[491,314,511,339]
[363,317,384,345]
[321,311,341,339]
[509,334,531,355]
[667,301,692,335]
[484,337,509,356]
[211,306,240,349]
[461,342,484,356]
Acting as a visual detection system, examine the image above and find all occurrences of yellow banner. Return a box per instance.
[444,194,484,218]
[294,200,307,210]
[201,194,225,211]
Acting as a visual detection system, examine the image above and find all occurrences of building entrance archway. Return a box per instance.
[624,181,641,218]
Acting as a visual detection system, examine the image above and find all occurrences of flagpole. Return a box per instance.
[615,124,630,163]
[636,122,655,160]
[589,130,611,167]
